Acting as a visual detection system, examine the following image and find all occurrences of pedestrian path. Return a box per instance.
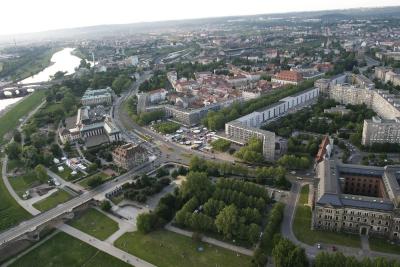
[59,224,155,267]
[165,223,254,256]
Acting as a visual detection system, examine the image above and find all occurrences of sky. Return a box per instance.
[1,0,399,36]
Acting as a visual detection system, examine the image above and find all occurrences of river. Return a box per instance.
[20,47,82,84]
[0,47,82,112]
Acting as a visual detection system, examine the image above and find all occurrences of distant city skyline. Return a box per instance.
[1,0,399,36]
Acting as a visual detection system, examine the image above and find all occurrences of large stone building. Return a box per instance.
[81,87,113,106]
[112,143,147,170]
[314,159,400,240]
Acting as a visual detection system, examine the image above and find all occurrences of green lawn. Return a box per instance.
[68,208,119,241]
[110,194,125,205]
[369,237,400,254]
[9,171,49,197]
[33,189,72,212]
[293,184,361,248]
[115,230,253,267]
[0,163,31,232]
[78,172,110,189]
[0,91,45,144]
[9,232,131,267]
[7,159,25,172]
[50,165,80,181]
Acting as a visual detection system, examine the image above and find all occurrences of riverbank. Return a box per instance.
[0,90,45,144]
[9,47,61,82]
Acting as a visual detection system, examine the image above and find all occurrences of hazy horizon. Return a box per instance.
[1,0,399,36]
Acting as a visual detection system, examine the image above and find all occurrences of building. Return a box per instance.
[112,143,147,170]
[313,159,400,240]
[233,87,320,128]
[362,117,400,146]
[271,70,303,85]
[225,121,275,161]
[164,97,243,127]
[59,110,121,146]
[315,136,333,163]
[81,87,113,106]
[148,88,167,103]
[324,105,350,115]
[224,87,320,161]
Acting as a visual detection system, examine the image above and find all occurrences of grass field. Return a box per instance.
[68,208,119,241]
[9,172,49,197]
[9,232,131,267]
[115,230,253,267]
[0,91,45,144]
[33,189,72,212]
[293,184,361,248]
[78,172,110,189]
[6,159,24,172]
[50,165,81,181]
[0,164,31,232]
[369,237,400,254]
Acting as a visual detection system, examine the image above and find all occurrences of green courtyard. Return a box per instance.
[293,184,361,248]
[50,165,82,181]
[9,171,49,198]
[9,232,130,267]
[78,172,110,189]
[115,230,253,267]
[33,189,73,212]
[68,208,119,240]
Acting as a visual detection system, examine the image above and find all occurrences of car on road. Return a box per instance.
[296,177,303,180]
[317,243,321,249]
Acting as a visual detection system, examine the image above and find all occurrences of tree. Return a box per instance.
[112,74,132,94]
[181,172,213,202]
[87,163,98,173]
[136,213,157,233]
[31,133,46,149]
[211,138,231,152]
[5,142,22,160]
[273,238,308,267]
[13,130,22,143]
[22,145,39,167]
[87,175,103,188]
[34,164,47,181]
[61,92,76,113]
[51,144,62,158]
[100,200,112,212]
[79,59,91,69]
[215,204,238,239]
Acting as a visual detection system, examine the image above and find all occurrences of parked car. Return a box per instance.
[317,243,322,249]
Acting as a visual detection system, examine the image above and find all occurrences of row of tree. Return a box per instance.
[277,154,312,170]
[189,156,250,178]
[252,202,285,266]
[314,252,400,267]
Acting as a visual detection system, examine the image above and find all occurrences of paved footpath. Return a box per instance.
[165,223,254,256]
[2,157,40,215]
[58,224,155,267]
